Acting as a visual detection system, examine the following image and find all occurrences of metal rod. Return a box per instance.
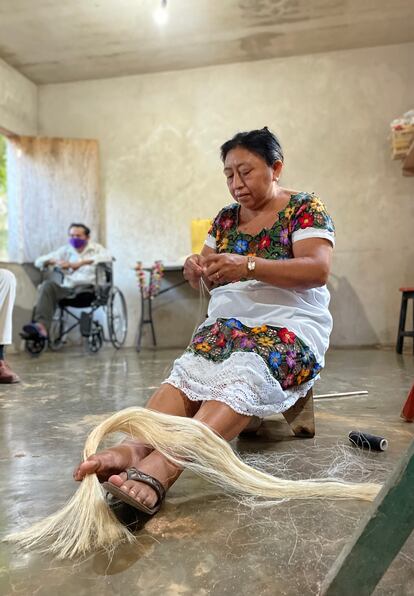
[315,390,369,399]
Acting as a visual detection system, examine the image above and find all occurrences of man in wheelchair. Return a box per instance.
[22,223,112,341]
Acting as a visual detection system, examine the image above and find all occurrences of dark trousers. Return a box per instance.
[33,281,77,330]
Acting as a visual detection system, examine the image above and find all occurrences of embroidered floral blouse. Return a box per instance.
[200,192,335,367]
[205,192,335,262]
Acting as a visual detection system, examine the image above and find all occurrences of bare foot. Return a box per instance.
[106,450,182,509]
[73,439,152,482]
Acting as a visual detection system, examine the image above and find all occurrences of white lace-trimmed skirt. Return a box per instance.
[163,351,316,418]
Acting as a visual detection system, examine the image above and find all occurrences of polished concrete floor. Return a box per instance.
[0,346,413,596]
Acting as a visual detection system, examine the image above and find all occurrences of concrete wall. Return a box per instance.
[37,42,414,348]
[0,58,37,135]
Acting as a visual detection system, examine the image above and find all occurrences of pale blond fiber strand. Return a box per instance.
[5,407,381,559]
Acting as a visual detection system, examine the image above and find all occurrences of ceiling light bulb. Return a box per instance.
[154,0,168,26]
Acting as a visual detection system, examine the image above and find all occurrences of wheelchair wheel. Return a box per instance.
[87,330,103,353]
[107,287,128,349]
[25,336,47,356]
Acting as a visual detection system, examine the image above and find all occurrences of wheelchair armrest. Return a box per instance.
[52,266,65,282]
[95,261,113,281]
[94,261,114,298]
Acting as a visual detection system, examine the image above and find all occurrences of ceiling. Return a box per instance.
[0,0,413,84]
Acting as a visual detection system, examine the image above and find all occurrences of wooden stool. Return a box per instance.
[240,388,315,438]
[282,387,315,437]
[396,287,414,354]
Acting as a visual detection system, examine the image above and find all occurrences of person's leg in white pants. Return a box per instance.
[0,270,20,383]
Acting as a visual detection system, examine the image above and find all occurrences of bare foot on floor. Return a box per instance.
[106,450,181,510]
[73,440,152,483]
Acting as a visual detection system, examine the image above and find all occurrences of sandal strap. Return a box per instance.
[126,468,166,504]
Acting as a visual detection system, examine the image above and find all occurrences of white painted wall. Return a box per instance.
[0,58,37,135]
[37,43,414,348]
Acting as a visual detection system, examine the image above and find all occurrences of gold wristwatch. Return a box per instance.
[246,256,256,277]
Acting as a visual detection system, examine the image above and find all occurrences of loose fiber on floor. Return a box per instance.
[5,407,382,559]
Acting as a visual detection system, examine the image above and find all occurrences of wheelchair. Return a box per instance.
[23,262,128,355]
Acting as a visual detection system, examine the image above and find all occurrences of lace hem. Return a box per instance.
[163,351,317,418]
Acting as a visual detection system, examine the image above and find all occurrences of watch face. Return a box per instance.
[248,261,255,271]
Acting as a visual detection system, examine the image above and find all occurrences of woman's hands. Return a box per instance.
[184,252,248,289]
[184,238,333,292]
[183,254,207,289]
[204,253,247,284]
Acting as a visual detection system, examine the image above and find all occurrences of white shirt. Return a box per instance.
[35,241,112,288]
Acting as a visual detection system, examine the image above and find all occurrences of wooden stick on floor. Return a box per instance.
[315,391,369,399]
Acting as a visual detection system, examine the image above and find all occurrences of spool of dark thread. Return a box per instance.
[348,431,388,452]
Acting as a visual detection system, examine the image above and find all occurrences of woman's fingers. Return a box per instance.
[204,253,220,266]
[204,253,224,275]
[184,255,204,281]
[204,262,220,279]
[203,254,246,282]
[184,267,202,281]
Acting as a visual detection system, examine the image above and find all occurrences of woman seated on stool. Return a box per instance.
[74,127,335,516]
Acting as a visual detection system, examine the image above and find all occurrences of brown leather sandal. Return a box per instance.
[103,467,166,516]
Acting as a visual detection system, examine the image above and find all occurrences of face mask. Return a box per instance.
[69,237,87,250]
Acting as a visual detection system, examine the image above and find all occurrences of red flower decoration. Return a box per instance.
[211,322,220,336]
[298,213,314,229]
[231,329,245,339]
[282,373,295,389]
[259,235,271,250]
[220,217,234,230]
[277,328,296,344]
[216,333,227,347]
